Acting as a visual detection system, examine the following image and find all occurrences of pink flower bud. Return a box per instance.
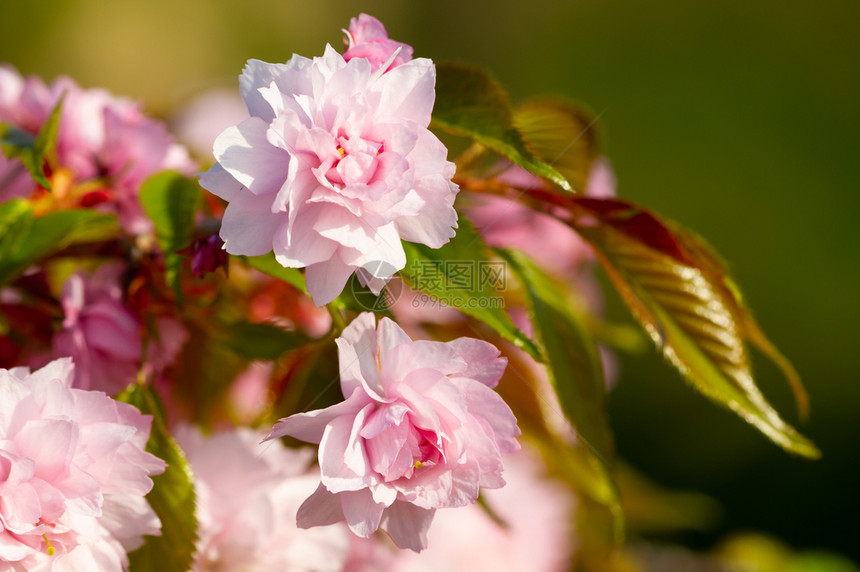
[180,233,228,278]
[343,14,414,72]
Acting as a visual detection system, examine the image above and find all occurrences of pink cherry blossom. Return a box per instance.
[170,88,249,159]
[0,64,55,135]
[0,358,165,569]
[0,64,195,233]
[200,41,459,306]
[343,14,414,72]
[266,312,520,551]
[52,262,186,394]
[175,425,350,572]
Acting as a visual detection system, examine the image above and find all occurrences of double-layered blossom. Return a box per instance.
[0,358,165,570]
[0,64,195,233]
[200,23,458,305]
[175,425,350,572]
[266,313,520,551]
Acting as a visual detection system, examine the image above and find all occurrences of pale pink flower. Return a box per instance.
[266,312,520,551]
[170,88,249,159]
[0,64,57,203]
[0,64,195,233]
[0,64,55,134]
[343,14,414,72]
[174,425,349,572]
[584,157,617,199]
[226,361,274,425]
[0,358,165,570]
[52,262,186,394]
[200,42,458,305]
[55,81,196,234]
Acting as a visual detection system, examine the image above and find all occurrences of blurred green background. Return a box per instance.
[3,0,858,562]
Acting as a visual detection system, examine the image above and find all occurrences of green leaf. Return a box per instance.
[0,124,35,149]
[617,463,720,534]
[0,200,35,264]
[500,249,622,540]
[569,196,819,458]
[217,320,310,361]
[513,97,599,193]
[273,340,344,422]
[0,96,63,190]
[529,435,624,552]
[120,383,197,572]
[29,209,117,252]
[140,172,201,303]
[432,63,571,192]
[243,252,307,293]
[0,207,117,286]
[400,218,542,362]
[499,249,614,463]
[334,273,397,318]
[33,95,63,171]
[667,223,811,421]
[170,321,250,423]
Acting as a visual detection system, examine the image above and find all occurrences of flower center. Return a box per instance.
[324,136,383,189]
[413,429,442,468]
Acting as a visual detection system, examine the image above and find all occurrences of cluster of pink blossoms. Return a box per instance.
[201,13,459,305]
[0,6,819,570]
[0,12,563,567]
[0,359,165,570]
[175,427,572,571]
[0,67,194,392]
[0,64,195,234]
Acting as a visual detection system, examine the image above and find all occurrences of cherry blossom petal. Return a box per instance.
[213,117,290,196]
[380,501,435,551]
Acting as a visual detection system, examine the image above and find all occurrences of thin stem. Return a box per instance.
[326,303,347,333]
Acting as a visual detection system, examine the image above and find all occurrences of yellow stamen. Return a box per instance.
[43,535,55,556]
[414,460,423,469]
[337,147,345,156]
